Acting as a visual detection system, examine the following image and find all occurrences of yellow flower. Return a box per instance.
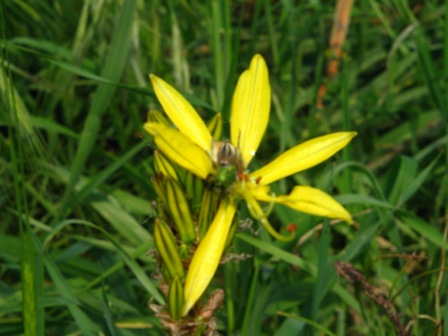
[145,54,356,315]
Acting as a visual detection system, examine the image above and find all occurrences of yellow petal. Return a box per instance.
[262,186,353,223]
[250,132,357,185]
[230,54,271,166]
[144,122,213,179]
[242,187,295,241]
[150,75,213,153]
[182,199,236,316]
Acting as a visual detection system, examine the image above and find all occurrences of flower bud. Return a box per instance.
[165,178,196,243]
[151,175,167,205]
[197,189,219,239]
[154,150,178,180]
[168,275,184,321]
[154,218,185,280]
[185,172,204,213]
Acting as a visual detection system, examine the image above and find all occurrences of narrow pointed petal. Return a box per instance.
[250,132,357,185]
[150,75,213,152]
[182,199,236,316]
[257,185,352,223]
[144,122,213,179]
[230,54,271,166]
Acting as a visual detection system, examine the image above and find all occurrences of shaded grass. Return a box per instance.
[1,1,448,335]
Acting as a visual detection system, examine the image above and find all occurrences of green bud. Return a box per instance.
[184,172,194,204]
[197,189,219,239]
[168,275,184,321]
[151,175,167,205]
[154,219,185,280]
[192,173,204,211]
[165,179,196,243]
[154,150,178,180]
[224,214,239,250]
[185,172,204,213]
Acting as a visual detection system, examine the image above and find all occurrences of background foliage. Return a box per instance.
[1,0,448,335]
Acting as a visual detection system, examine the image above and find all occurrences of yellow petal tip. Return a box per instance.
[345,215,354,225]
[149,74,161,86]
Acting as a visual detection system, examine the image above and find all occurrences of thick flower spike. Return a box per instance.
[146,55,357,323]
[146,55,356,236]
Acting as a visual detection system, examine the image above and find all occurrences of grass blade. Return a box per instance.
[62,0,137,216]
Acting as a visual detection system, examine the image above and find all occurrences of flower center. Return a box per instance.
[210,141,246,190]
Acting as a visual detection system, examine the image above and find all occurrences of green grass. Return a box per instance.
[2,0,448,335]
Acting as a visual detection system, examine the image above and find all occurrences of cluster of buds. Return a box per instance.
[149,111,233,335]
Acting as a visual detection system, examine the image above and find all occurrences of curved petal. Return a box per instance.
[230,54,271,166]
[257,185,352,223]
[144,122,213,179]
[182,199,237,316]
[250,132,357,185]
[239,185,295,241]
[150,75,213,153]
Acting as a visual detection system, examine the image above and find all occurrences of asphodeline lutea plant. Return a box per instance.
[145,54,356,319]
